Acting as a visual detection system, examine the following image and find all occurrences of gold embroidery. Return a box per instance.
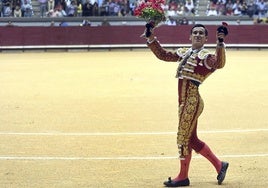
[177,81,204,159]
[198,49,211,59]
[177,48,189,57]
[176,50,212,83]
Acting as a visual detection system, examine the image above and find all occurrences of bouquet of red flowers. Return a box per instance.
[134,0,166,27]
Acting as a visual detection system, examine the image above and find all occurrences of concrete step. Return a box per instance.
[196,0,209,16]
[32,0,41,17]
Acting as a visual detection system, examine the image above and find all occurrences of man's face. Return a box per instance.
[190,27,208,49]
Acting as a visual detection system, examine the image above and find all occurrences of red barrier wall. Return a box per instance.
[0,25,267,46]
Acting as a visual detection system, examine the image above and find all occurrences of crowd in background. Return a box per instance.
[1,0,33,17]
[206,0,267,18]
[0,0,267,23]
[0,0,134,17]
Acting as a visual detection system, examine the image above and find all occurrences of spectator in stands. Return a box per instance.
[167,0,177,17]
[66,0,77,16]
[240,1,248,16]
[107,0,121,16]
[82,0,93,16]
[169,0,177,10]
[100,0,109,16]
[21,0,33,17]
[113,1,120,16]
[47,0,55,13]
[166,5,177,17]
[232,0,242,16]
[59,0,67,14]
[3,2,12,17]
[257,0,268,18]
[13,5,22,17]
[129,1,135,15]
[12,0,21,15]
[247,0,259,18]
[65,0,71,7]
[77,0,82,16]
[184,0,195,16]
[218,0,226,5]
[225,0,234,15]
[92,1,98,16]
[47,0,66,17]
[177,17,189,25]
[108,0,116,16]
[38,0,48,17]
[217,0,227,15]
[54,0,59,7]
[176,3,184,16]
[2,0,12,17]
[207,2,218,16]
[47,7,63,17]
[119,0,129,16]
[126,0,131,15]
[165,16,177,25]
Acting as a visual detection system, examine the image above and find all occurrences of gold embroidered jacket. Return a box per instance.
[148,39,226,84]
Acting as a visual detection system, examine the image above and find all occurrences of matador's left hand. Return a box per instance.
[217,32,226,43]
[217,23,228,43]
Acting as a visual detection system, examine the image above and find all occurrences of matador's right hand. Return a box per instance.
[145,22,155,38]
[141,21,155,39]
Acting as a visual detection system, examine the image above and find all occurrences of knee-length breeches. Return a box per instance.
[177,79,204,159]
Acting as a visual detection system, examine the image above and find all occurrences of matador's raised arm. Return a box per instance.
[147,37,181,62]
[205,23,228,69]
[206,43,226,69]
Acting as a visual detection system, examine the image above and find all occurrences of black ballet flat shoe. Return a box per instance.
[217,161,229,185]
[163,177,190,187]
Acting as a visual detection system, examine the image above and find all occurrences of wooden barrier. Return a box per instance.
[0,25,267,47]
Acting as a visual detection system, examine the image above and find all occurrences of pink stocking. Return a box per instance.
[174,150,192,181]
[199,143,222,173]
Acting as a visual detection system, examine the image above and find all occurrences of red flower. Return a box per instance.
[134,0,166,26]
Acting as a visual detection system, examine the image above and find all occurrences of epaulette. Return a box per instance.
[198,49,211,60]
[176,48,189,57]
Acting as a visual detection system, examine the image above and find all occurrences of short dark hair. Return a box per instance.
[191,24,208,36]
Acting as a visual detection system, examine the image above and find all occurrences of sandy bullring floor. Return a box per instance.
[0,49,267,188]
